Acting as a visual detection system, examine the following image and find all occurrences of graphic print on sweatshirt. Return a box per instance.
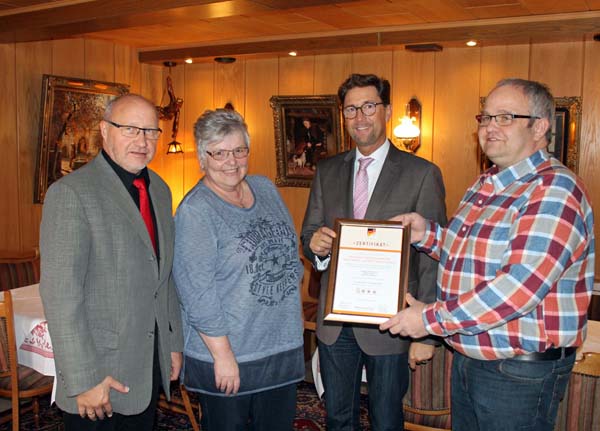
[237,217,298,306]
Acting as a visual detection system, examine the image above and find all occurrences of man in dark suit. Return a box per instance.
[301,74,447,430]
[40,94,183,430]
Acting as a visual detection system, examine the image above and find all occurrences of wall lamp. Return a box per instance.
[393,97,421,152]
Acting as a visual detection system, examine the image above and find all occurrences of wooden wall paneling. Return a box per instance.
[433,47,482,215]
[114,43,141,93]
[313,53,352,94]
[351,51,393,80]
[52,39,85,78]
[244,58,279,181]
[580,39,600,276]
[181,62,214,199]
[277,55,315,233]
[529,41,584,97]
[479,44,530,97]
[15,41,52,250]
[0,43,20,251]
[391,49,435,161]
[214,61,245,115]
[278,55,315,95]
[84,39,115,82]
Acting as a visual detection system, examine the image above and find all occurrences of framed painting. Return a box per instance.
[270,95,346,187]
[478,96,581,173]
[34,74,129,203]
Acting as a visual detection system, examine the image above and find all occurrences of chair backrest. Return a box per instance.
[0,249,40,291]
[554,352,600,431]
[0,290,20,428]
[404,345,453,431]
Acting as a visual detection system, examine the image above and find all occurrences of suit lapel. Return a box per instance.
[341,151,356,218]
[92,156,159,258]
[365,142,401,219]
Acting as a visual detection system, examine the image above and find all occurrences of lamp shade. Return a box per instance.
[393,116,420,139]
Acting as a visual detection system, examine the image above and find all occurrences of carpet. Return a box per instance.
[0,381,371,430]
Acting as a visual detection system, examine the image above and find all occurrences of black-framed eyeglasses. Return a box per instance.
[206,147,249,161]
[105,120,162,140]
[475,113,540,127]
[342,102,385,119]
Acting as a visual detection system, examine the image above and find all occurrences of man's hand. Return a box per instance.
[389,212,427,243]
[76,376,129,420]
[213,352,240,396]
[408,342,435,370]
[309,226,336,257]
[379,293,428,338]
[170,352,183,381]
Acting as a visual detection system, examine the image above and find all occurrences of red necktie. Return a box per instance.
[133,178,157,253]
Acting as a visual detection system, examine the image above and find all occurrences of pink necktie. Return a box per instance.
[133,178,157,253]
[353,157,374,219]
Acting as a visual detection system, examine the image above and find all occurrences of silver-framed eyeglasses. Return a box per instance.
[475,113,540,127]
[206,147,249,161]
[105,120,162,140]
[342,102,385,119]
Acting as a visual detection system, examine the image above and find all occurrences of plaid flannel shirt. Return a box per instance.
[418,150,595,360]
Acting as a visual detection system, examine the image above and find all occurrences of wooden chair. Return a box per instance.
[0,249,40,291]
[554,351,600,431]
[158,382,200,431]
[404,345,453,431]
[300,258,321,332]
[0,289,54,430]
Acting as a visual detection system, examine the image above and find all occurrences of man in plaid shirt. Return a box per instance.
[381,78,595,431]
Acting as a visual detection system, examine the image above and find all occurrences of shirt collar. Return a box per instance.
[355,139,390,164]
[483,149,550,191]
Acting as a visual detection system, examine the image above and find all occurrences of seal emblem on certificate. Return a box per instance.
[323,219,411,325]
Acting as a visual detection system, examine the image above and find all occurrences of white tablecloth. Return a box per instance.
[3,284,55,376]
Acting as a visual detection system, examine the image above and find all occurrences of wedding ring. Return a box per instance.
[88,410,96,416]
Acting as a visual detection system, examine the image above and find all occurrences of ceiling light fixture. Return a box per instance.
[466,40,477,47]
[185,58,193,64]
[288,51,297,56]
[214,56,236,64]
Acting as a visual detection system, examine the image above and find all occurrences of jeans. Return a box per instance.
[451,351,575,431]
[198,383,297,431]
[318,326,409,431]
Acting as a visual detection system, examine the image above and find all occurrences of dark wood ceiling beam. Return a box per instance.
[138,11,600,63]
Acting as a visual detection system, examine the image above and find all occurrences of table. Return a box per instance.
[3,283,55,377]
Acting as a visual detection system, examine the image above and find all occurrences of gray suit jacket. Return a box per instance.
[301,143,447,355]
[40,154,183,415]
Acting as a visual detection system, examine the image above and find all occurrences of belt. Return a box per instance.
[511,347,577,362]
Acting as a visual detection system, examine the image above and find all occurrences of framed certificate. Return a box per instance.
[324,219,411,325]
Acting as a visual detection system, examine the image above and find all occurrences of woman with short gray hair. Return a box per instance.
[173,109,304,430]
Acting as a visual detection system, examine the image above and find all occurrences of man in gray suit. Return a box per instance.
[40,94,183,430]
[301,74,447,430]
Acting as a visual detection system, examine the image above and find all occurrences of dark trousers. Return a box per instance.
[63,337,162,431]
[198,383,297,431]
[318,326,410,431]
[451,351,576,431]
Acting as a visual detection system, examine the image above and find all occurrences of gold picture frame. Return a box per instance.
[270,95,346,187]
[34,74,129,203]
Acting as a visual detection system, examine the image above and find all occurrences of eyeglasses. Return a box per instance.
[342,102,385,119]
[206,147,249,161]
[475,113,540,127]
[105,120,162,140]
